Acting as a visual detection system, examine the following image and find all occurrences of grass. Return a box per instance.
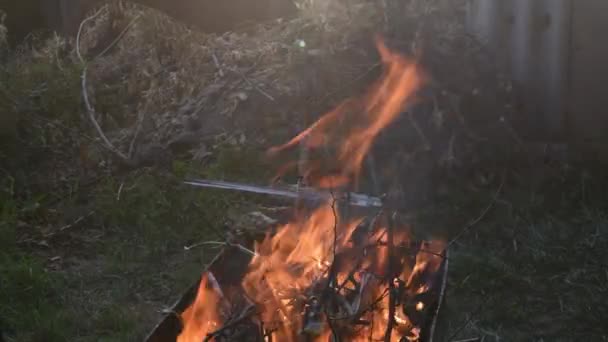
[444,210,608,340]
[0,37,282,340]
[4,153,608,342]
[0,158,259,341]
[431,170,608,341]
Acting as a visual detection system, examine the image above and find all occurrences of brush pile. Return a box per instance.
[2,0,514,203]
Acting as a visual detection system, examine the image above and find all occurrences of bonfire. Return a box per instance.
[175,38,448,342]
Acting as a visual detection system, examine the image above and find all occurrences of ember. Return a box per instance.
[177,38,446,342]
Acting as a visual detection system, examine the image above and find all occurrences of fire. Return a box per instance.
[241,204,363,341]
[268,36,424,189]
[178,38,444,341]
[177,273,224,342]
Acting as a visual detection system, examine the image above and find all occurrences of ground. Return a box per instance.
[2,3,608,342]
[3,147,607,341]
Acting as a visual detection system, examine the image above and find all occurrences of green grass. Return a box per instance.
[6,159,608,342]
[0,49,278,339]
[434,173,608,341]
[0,163,252,341]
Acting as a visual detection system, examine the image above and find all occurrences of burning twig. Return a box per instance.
[322,189,341,341]
[383,212,397,342]
[329,287,389,321]
[205,272,224,300]
[204,304,257,341]
[428,248,449,342]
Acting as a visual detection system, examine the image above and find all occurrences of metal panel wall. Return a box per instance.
[569,0,608,143]
[466,0,571,141]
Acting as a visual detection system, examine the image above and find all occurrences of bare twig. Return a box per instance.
[408,110,431,151]
[232,68,276,102]
[211,52,225,77]
[315,62,380,107]
[116,181,125,201]
[55,211,95,234]
[80,66,129,161]
[183,241,257,257]
[428,248,450,342]
[447,300,489,342]
[94,13,142,59]
[183,241,225,250]
[127,109,146,159]
[366,153,381,196]
[381,0,389,31]
[76,6,143,163]
[447,172,506,248]
[76,5,108,63]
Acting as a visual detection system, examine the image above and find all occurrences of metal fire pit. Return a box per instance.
[145,247,251,342]
[145,245,449,342]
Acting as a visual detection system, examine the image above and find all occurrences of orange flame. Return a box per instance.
[241,203,363,341]
[177,273,224,342]
[178,212,444,340]
[179,36,443,341]
[268,37,425,189]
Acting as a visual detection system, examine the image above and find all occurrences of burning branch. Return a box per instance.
[323,191,341,341]
[384,212,397,342]
[204,304,257,342]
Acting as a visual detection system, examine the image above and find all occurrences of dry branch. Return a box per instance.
[76,5,145,164]
[447,172,506,248]
[80,66,129,161]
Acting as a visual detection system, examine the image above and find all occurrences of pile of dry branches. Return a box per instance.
[3,0,515,201]
[73,0,512,168]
